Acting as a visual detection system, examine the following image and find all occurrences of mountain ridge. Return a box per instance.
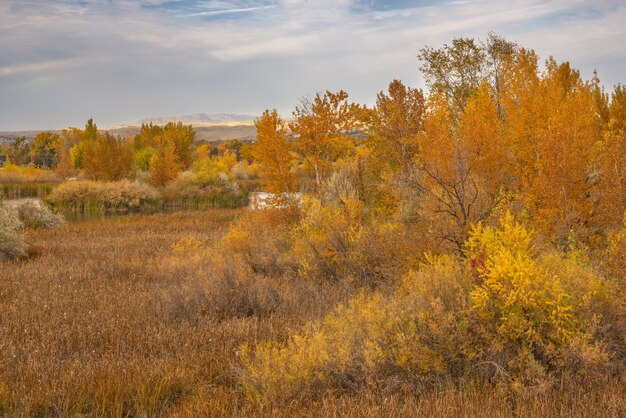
[139,113,257,125]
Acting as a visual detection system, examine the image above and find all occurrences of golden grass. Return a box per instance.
[0,210,624,417]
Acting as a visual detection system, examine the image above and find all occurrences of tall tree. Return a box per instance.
[368,80,425,176]
[30,132,61,168]
[150,142,181,186]
[252,109,296,194]
[290,90,361,192]
[1,137,30,165]
[82,133,133,181]
[418,34,517,115]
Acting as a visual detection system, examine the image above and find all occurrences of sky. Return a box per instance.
[0,0,625,131]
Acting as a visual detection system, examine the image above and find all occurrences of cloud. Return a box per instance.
[0,0,625,130]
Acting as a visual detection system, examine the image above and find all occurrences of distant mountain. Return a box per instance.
[0,114,259,143]
[139,113,257,125]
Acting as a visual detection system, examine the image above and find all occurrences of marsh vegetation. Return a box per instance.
[1,34,625,417]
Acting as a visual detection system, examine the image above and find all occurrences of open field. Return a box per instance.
[0,210,347,416]
[1,210,624,417]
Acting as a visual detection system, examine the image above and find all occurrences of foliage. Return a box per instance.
[239,258,469,401]
[240,214,619,400]
[465,214,612,382]
[289,90,362,191]
[252,109,296,194]
[218,208,296,276]
[0,137,30,165]
[136,122,196,168]
[82,133,134,181]
[150,142,182,186]
[29,132,61,168]
[290,195,415,286]
[0,161,60,184]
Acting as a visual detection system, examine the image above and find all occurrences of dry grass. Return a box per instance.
[0,210,624,417]
[0,210,344,416]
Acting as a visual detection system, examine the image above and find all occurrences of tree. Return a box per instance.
[418,34,517,115]
[252,109,296,194]
[415,84,508,252]
[595,84,626,231]
[367,80,425,176]
[134,122,196,169]
[30,132,61,168]
[82,133,133,181]
[290,90,361,192]
[1,137,30,166]
[150,142,181,186]
[418,37,486,113]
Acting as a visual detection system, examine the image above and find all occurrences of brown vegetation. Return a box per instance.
[2,33,626,416]
[0,210,624,416]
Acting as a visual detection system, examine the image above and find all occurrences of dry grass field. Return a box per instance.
[1,210,625,417]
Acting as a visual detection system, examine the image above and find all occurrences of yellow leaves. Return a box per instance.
[290,90,362,189]
[150,141,181,186]
[465,213,610,355]
[239,288,454,401]
[252,109,297,194]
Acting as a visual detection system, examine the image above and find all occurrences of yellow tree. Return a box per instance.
[290,90,361,192]
[416,83,508,252]
[29,132,61,168]
[596,84,626,231]
[82,133,133,181]
[367,80,425,177]
[134,122,196,169]
[523,60,600,244]
[362,80,425,213]
[150,142,181,186]
[252,109,296,194]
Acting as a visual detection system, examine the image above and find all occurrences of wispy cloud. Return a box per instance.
[184,5,277,17]
[0,0,624,130]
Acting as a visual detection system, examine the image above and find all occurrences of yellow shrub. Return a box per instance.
[239,214,619,401]
[291,196,413,286]
[607,212,626,285]
[0,161,59,183]
[465,213,613,380]
[218,209,295,276]
[239,257,472,401]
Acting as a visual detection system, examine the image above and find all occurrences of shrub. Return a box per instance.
[290,196,413,286]
[239,214,619,401]
[161,171,241,200]
[238,259,469,402]
[218,208,296,276]
[465,213,613,382]
[0,161,60,184]
[158,236,283,320]
[0,205,27,260]
[48,180,159,212]
[16,201,65,229]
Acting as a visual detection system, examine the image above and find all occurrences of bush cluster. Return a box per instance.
[16,201,65,229]
[238,214,624,401]
[48,179,159,212]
